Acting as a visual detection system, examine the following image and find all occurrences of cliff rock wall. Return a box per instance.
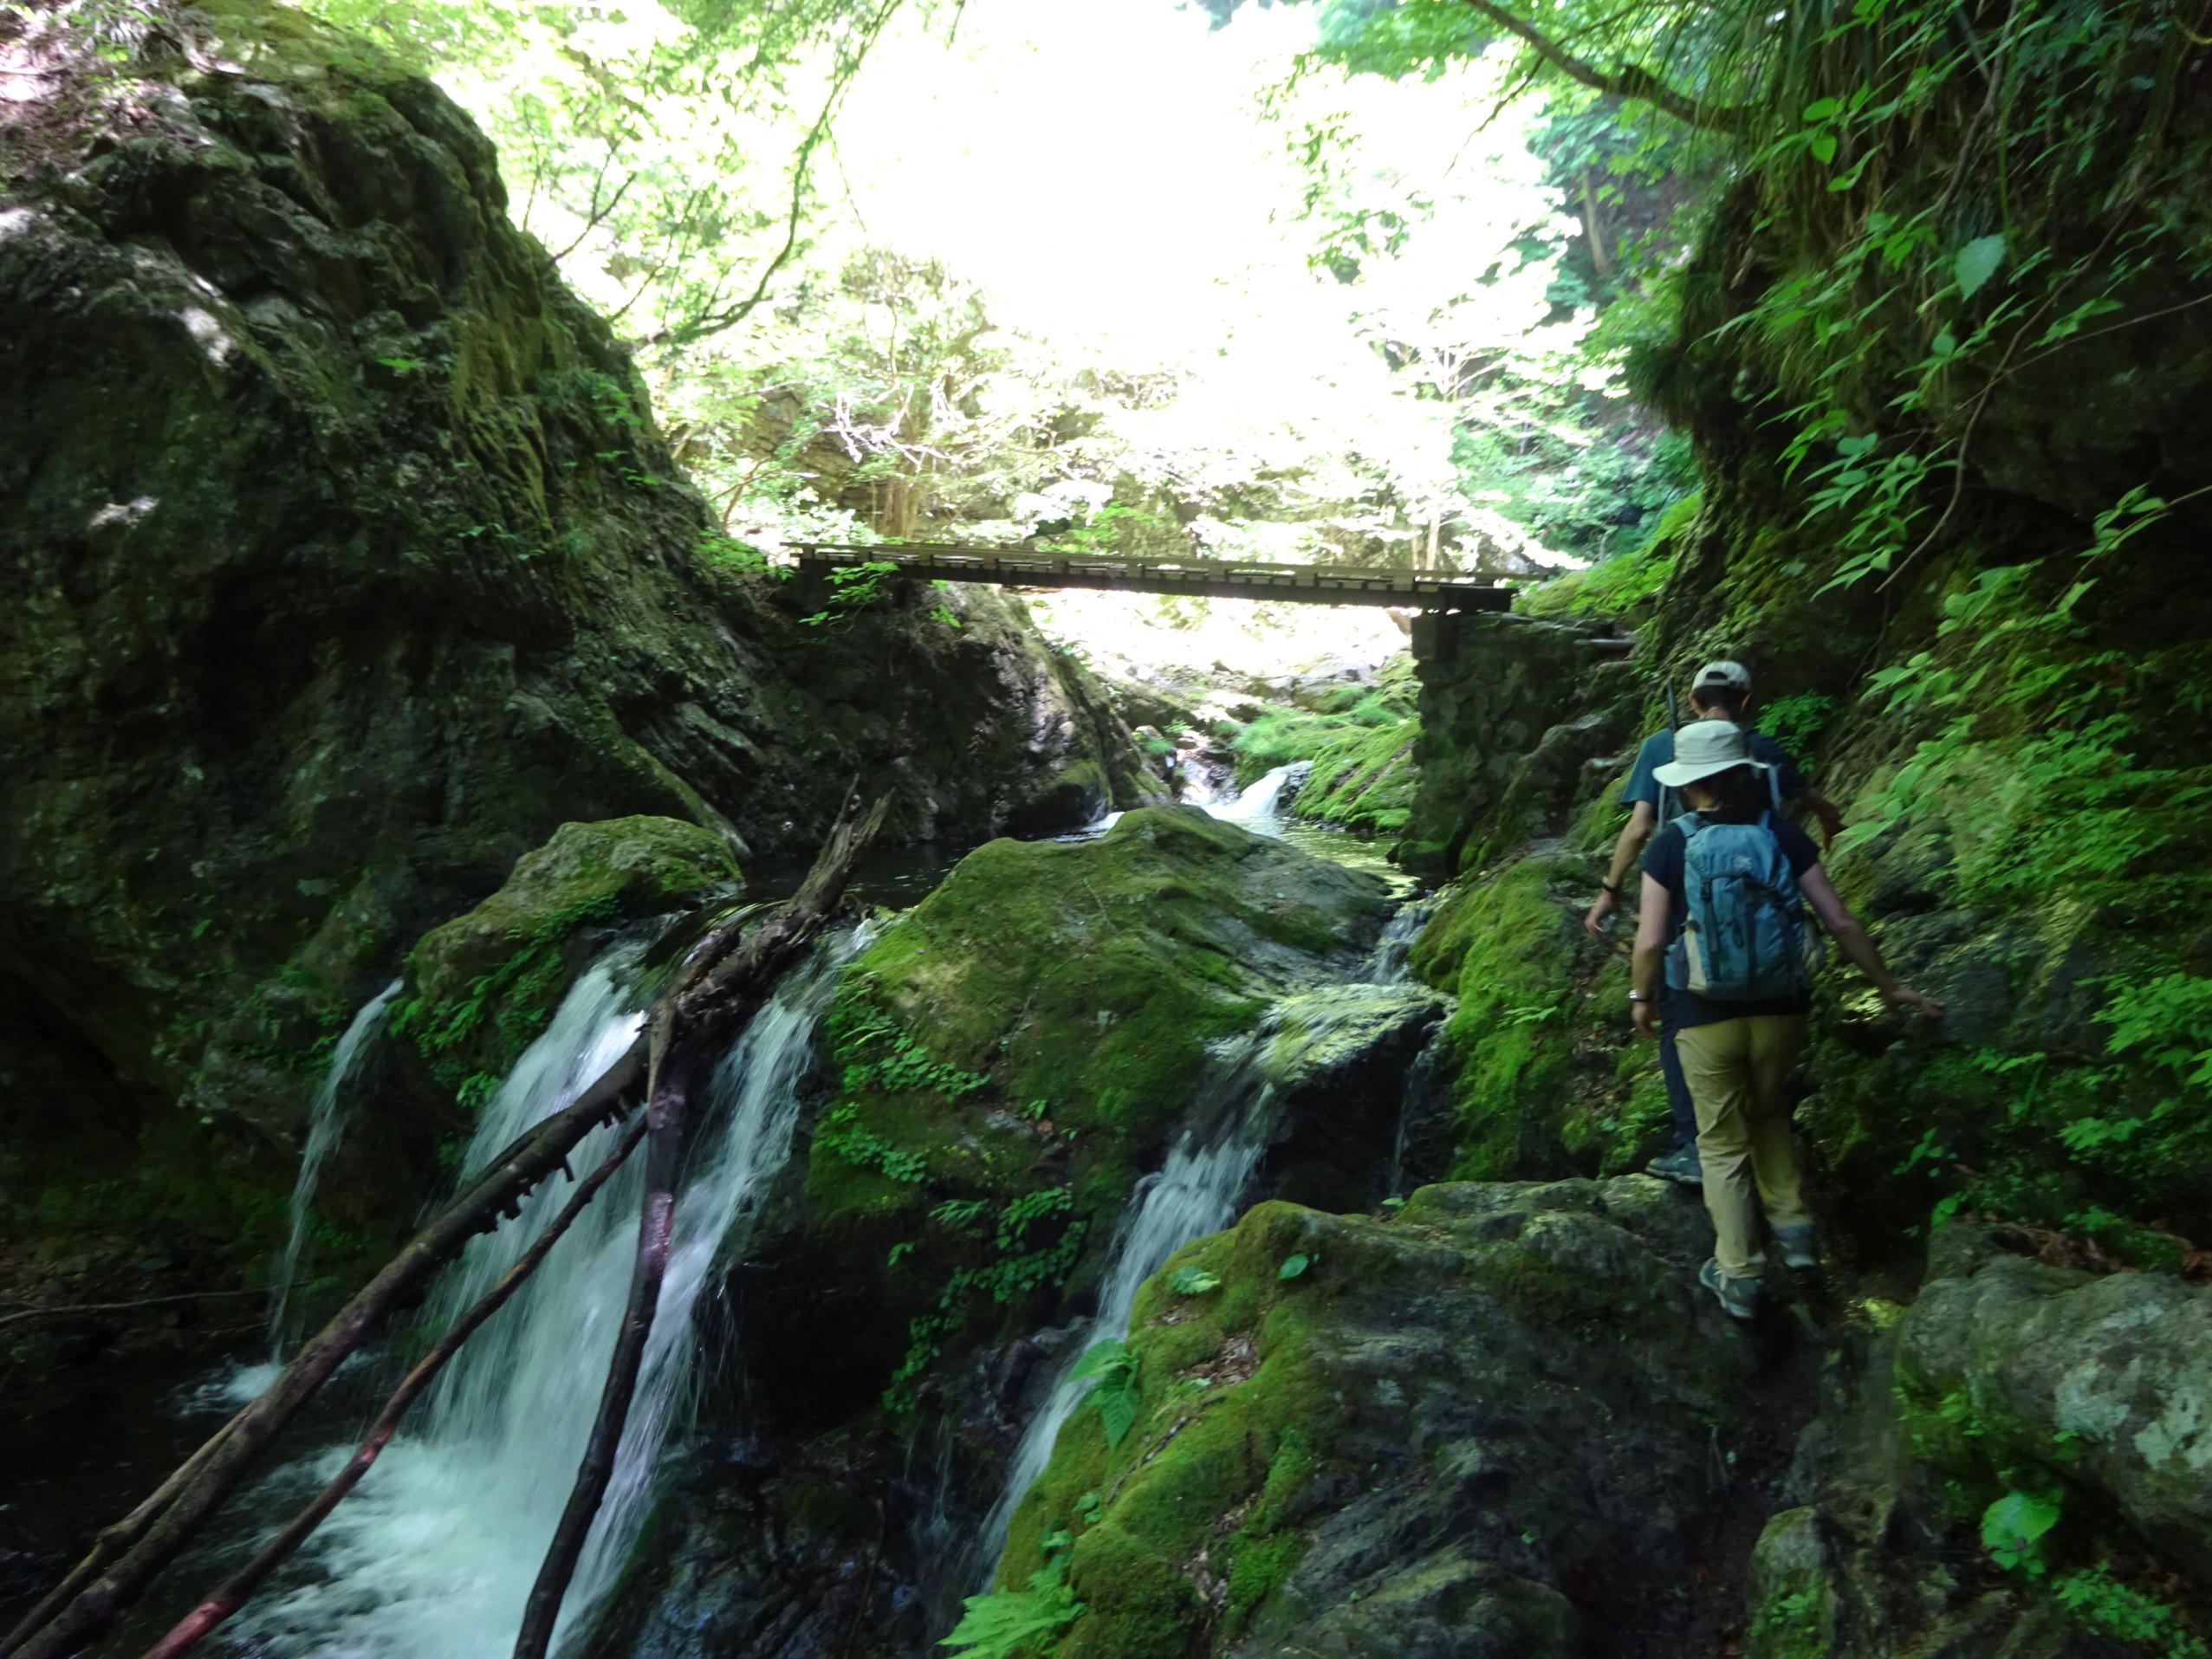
[0,1,1152,1264]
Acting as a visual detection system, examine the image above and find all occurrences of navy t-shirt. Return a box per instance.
[1621,729,1806,812]
[1644,813,1821,1027]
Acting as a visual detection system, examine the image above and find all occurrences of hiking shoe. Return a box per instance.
[1775,1224,1820,1271]
[1647,1144,1703,1188]
[1699,1257,1764,1322]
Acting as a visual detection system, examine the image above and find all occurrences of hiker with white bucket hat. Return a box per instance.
[1588,659,1845,1190]
[1629,719,1944,1322]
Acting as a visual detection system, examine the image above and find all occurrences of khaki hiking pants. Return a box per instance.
[1676,1014,1812,1280]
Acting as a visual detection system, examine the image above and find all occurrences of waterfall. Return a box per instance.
[268,978,402,1355]
[971,1025,1274,1576]
[1208,761,1309,835]
[227,923,873,1659]
[1363,894,1438,986]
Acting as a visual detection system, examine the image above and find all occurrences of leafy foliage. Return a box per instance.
[1070,1338,1141,1447]
[1981,1488,2062,1576]
[941,1537,1084,1659]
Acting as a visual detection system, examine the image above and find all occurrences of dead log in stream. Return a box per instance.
[2,789,892,1659]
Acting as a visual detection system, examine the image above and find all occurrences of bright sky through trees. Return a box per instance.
[308,0,1644,571]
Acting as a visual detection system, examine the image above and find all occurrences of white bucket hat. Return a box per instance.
[1653,719,1768,788]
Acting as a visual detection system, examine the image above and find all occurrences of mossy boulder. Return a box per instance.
[710,809,1393,1427]
[996,1176,1755,1657]
[1737,1226,2212,1658]
[1409,855,1670,1183]
[392,816,736,1108]
[775,808,1392,1394]
[0,0,1152,1285]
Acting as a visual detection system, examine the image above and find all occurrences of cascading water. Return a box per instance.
[971,1024,1275,1577]
[952,899,1450,1601]
[1363,894,1438,986]
[267,979,402,1356]
[1208,761,1309,835]
[225,923,873,1659]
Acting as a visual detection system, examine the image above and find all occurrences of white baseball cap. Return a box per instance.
[1692,660,1751,692]
[1653,720,1768,788]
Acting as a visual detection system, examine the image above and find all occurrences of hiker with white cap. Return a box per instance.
[1586,659,1845,1189]
[1629,719,1943,1321]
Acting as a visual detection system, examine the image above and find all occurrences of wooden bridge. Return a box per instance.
[791,542,1514,611]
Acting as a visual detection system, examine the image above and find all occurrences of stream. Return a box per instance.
[77,774,1416,1659]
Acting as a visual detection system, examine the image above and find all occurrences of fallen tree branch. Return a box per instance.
[3,787,891,1659]
[0,1286,296,1335]
[134,1116,650,1659]
[510,1037,695,1659]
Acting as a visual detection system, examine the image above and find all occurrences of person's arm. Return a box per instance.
[1800,787,1846,850]
[1799,865,1944,1017]
[1585,800,1657,936]
[1631,871,1669,1035]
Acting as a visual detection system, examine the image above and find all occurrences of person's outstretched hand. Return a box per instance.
[1584,891,1618,937]
[1884,984,1945,1019]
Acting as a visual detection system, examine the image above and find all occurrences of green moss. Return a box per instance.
[1058,1523,1206,1659]
[802,807,1389,1409]
[392,816,736,1101]
[1294,716,1419,834]
[1421,860,1580,1178]
[1404,852,1668,1181]
[1516,491,1696,625]
[1230,658,1419,792]
[999,1202,1352,1657]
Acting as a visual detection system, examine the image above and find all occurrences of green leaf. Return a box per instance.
[940,1562,1086,1659]
[1071,1338,1140,1446]
[1809,133,1837,165]
[1982,1488,2063,1573]
[1801,97,1842,121]
[1168,1265,1222,1295]
[1278,1253,1312,1280]
[1956,234,2008,300]
[1094,1375,1139,1446]
[1069,1338,1131,1383]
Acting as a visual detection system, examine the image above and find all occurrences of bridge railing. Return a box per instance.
[791,541,1515,607]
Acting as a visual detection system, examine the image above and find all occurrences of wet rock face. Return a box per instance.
[1741,1231,2212,1659]
[587,811,1418,1659]
[0,1,1146,1262]
[1000,1176,1758,1659]
[1399,612,1638,876]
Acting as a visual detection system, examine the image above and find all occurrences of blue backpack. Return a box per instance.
[1665,813,1821,1001]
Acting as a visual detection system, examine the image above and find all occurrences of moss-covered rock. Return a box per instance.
[1409,855,1670,1183]
[0,0,1149,1277]
[787,807,1393,1384]
[392,816,737,1109]
[1736,1226,2212,1658]
[996,1176,1755,1657]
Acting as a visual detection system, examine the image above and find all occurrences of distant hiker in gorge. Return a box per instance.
[1585,659,1845,1188]
[1628,720,1943,1321]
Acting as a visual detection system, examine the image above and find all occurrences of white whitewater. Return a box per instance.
[230,924,872,1659]
[1364,894,1437,986]
[1208,761,1309,835]
[968,916,1439,1585]
[973,1024,1274,1573]
[268,978,402,1355]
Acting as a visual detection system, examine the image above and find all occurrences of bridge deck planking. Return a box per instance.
[792,542,1514,612]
